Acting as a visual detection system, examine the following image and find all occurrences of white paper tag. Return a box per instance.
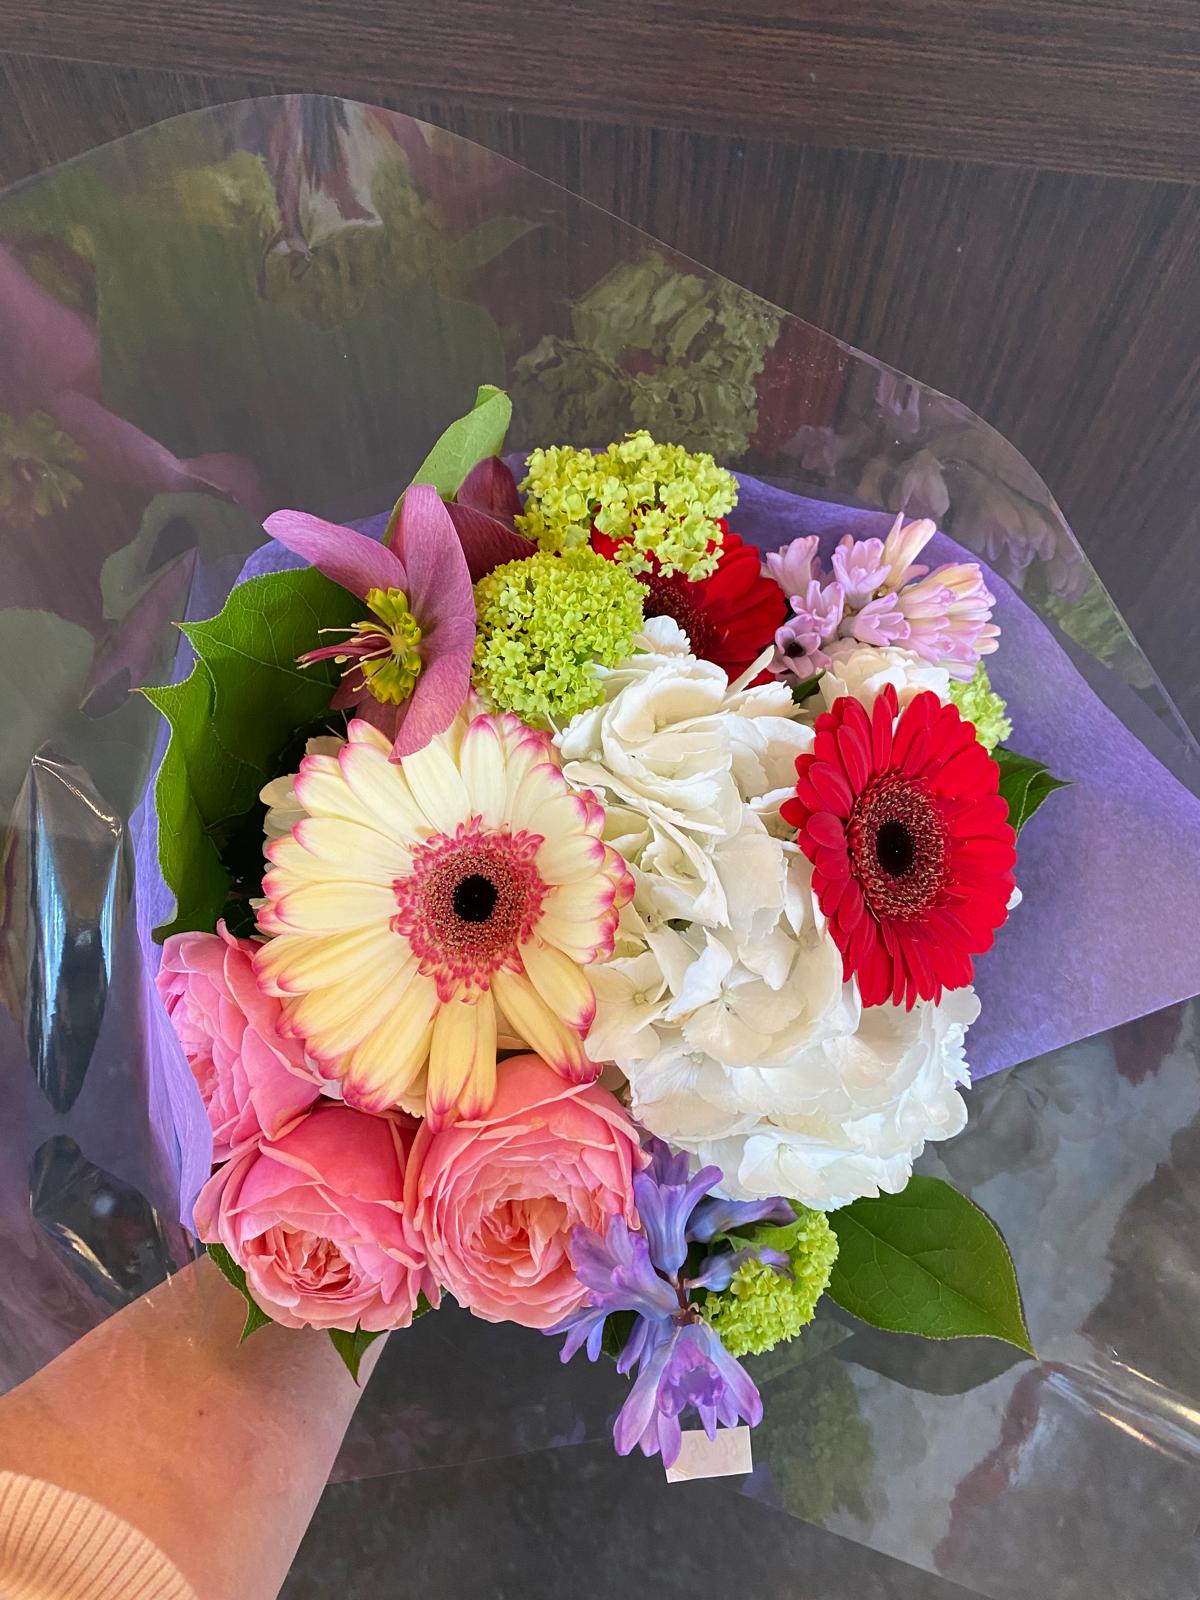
[664,1425,753,1483]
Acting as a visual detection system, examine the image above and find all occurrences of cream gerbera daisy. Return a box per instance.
[254,709,633,1127]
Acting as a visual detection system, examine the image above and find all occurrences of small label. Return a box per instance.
[664,1425,753,1483]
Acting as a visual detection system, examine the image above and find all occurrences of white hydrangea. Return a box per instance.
[561,619,980,1210]
[817,640,951,712]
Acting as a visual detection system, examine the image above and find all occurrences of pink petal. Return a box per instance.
[447,501,537,582]
[0,243,98,404]
[392,484,474,623]
[264,509,407,601]
[390,646,473,760]
[458,456,522,520]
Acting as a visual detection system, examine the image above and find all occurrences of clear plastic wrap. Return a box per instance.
[2,95,1199,1597]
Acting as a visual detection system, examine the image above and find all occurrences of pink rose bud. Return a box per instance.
[157,924,320,1160]
[193,1101,436,1331]
[407,1054,644,1330]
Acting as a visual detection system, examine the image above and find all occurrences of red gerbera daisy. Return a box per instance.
[781,686,1017,1010]
[592,522,787,681]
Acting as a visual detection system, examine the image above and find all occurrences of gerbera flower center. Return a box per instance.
[848,775,948,921]
[391,819,550,1001]
[640,571,717,659]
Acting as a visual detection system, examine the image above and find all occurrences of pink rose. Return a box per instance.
[157,923,319,1160]
[193,1101,437,1331]
[407,1054,643,1329]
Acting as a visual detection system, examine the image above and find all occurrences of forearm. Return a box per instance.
[0,1254,381,1600]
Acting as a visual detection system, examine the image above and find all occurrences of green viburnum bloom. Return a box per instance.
[510,251,782,459]
[472,548,644,726]
[704,1205,839,1359]
[516,431,737,580]
[0,411,85,523]
[948,662,1012,753]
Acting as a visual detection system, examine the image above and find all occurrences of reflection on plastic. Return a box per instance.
[31,1135,182,1307]
[2,749,127,1112]
[2,94,1200,1600]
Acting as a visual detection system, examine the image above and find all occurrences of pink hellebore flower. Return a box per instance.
[444,456,535,581]
[265,484,475,760]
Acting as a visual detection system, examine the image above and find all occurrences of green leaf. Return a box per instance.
[826,1176,1034,1354]
[207,1243,274,1342]
[791,672,824,705]
[327,1292,435,1382]
[392,384,512,526]
[142,669,261,940]
[181,568,361,770]
[993,747,1069,835]
[141,567,362,940]
[328,1326,387,1383]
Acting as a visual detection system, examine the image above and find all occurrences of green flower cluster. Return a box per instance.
[510,252,782,460]
[472,547,645,726]
[704,1205,839,1359]
[948,662,1012,753]
[516,432,737,580]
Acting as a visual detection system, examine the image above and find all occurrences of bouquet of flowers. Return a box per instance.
[147,390,1060,1468]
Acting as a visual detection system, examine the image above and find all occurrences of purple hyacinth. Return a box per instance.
[547,1139,793,1468]
[763,516,999,684]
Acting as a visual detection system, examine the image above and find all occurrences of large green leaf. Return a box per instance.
[409,383,512,497]
[826,1176,1034,1354]
[181,568,361,770]
[994,748,1069,835]
[141,566,361,940]
[142,669,261,940]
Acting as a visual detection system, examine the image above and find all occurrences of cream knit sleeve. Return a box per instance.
[0,1473,197,1600]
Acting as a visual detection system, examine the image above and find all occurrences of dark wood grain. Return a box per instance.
[1,0,1200,182]
[2,51,1199,726]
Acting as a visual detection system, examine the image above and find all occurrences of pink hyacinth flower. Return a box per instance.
[772,578,845,679]
[881,513,937,589]
[830,533,891,607]
[844,590,911,648]
[765,534,821,597]
[265,483,475,760]
[895,562,1000,678]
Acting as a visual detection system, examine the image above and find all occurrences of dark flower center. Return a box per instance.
[847,775,948,921]
[453,873,499,923]
[875,819,916,876]
[640,572,717,660]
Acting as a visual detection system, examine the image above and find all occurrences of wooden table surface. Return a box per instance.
[2,3,1198,726]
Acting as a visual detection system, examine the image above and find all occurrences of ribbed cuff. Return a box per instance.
[0,1472,196,1600]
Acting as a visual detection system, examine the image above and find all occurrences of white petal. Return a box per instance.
[402,737,472,833]
[337,743,427,836]
[340,976,439,1110]
[458,716,507,826]
[520,939,596,1031]
[255,925,399,994]
[491,968,590,1081]
[427,990,497,1126]
[268,881,396,934]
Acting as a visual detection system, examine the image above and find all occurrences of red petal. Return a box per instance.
[809,763,855,816]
